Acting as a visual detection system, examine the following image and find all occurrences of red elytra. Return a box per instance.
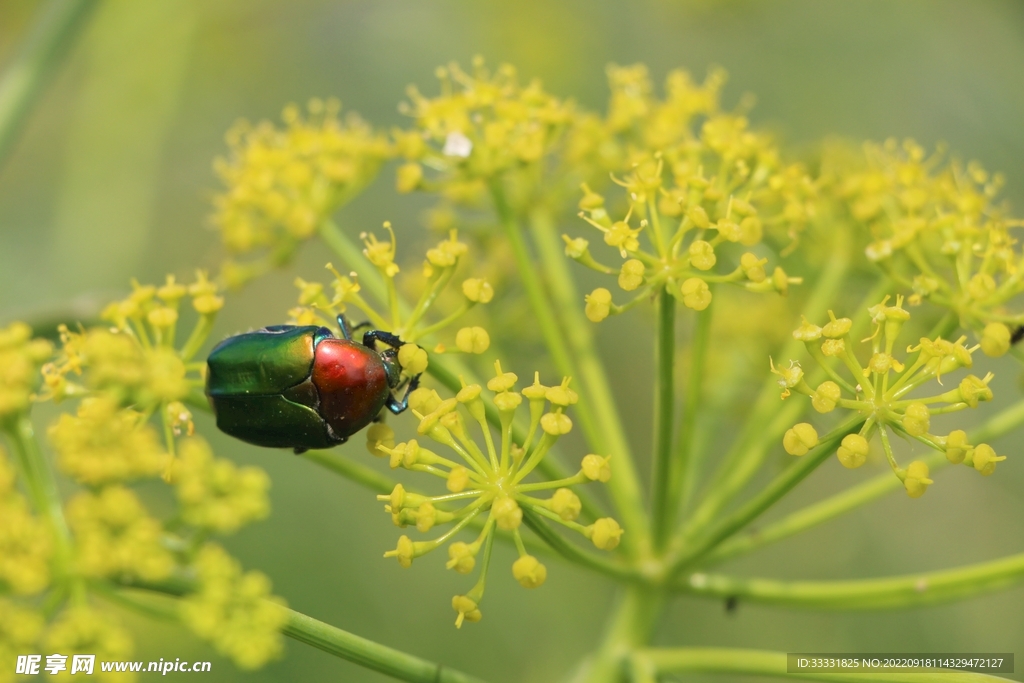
[310,338,390,440]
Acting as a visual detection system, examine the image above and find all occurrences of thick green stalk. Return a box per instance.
[675,551,1024,610]
[670,302,712,518]
[3,415,73,577]
[576,586,663,683]
[666,417,863,577]
[635,648,1015,683]
[493,186,647,555]
[702,396,1024,564]
[649,288,676,550]
[0,0,97,170]
[117,581,488,683]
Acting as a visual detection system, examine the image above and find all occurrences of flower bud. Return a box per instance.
[396,162,423,193]
[452,595,482,628]
[680,277,712,311]
[820,338,846,357]
[793,316,822,342]
[980,322,1011,358]
[540,412,572,435]
[687,205,710,229]
[739,216,762,245]
[812,381,841,413]
[958,375,993,408]
[366,423,395,458]
[837,433,869,469]
[901,402,930,437]
[688,240,716,271]
[462,278,494,304]
[783,423,818,456]
[740,252,767,283]
[902,460,933,498]
[398,344,428,374]
[618,259,645,291]
[944,430,970,464]
[585,288,613,322]
[968,443,1006,476]
[822,312,852,338]
[446,542,476,574]
[512,555,547,588]
[588,518,623,550]
[581,454,612,482]
[550,488,581,521]
[455,327,490,354]
[493,496,522,530]
[447,465,470,492]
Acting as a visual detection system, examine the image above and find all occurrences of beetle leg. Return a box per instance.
[385,374,421,414]
[363,329,404,350]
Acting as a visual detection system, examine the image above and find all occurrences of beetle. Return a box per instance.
[206,315,419,453]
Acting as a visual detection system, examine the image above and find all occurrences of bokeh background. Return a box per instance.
[1,1,1023,681]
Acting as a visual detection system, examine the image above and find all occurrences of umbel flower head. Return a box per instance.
[0,321,53,422]
[372,361,620,627]
[567,66,806,321]
[394,57,573,197]
[828,138,1024,350]
[288,223,493,359]
[212,98,392,287]
[776,295,1005,498]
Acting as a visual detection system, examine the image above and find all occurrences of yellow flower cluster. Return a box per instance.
[289,224,493,357]
[0,322,53,422]
[49,396,167,485]
[776,295,1004,497]
[830,139,1024,343]
[181,544,288,669]
[373,361,619,627]
[395,57,573,199]
[172,438,270,534]
[66,486,174,581]
[43,606,134,683]
[0,448,52,595]
[9,275,288,673]
[213,99,391,286]
[568,66,805,320]
[0,599,45,683]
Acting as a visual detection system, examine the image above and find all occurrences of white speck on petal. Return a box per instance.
[443,131,473,158]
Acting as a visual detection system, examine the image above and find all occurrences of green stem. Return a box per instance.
[672,300,712,517]
[636,648,1015,682]
[117,580,488,683]
[0,0,97,170]
[675,551,1024,610]
[578,586,663,683]
[650,288,676,551]
[2,414,74,585]
[701,396,1024,564]
[527,208,648,555]
[520,507,640,584]
[666,417,863,577]
[301,449,396,494]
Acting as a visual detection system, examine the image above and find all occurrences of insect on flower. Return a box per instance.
[206,314,421,453]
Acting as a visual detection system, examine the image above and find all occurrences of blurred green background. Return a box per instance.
[1,1,1023,681]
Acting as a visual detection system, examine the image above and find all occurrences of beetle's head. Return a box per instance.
[380,348,403,389]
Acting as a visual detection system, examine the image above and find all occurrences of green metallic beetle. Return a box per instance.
[206,315,419,452]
